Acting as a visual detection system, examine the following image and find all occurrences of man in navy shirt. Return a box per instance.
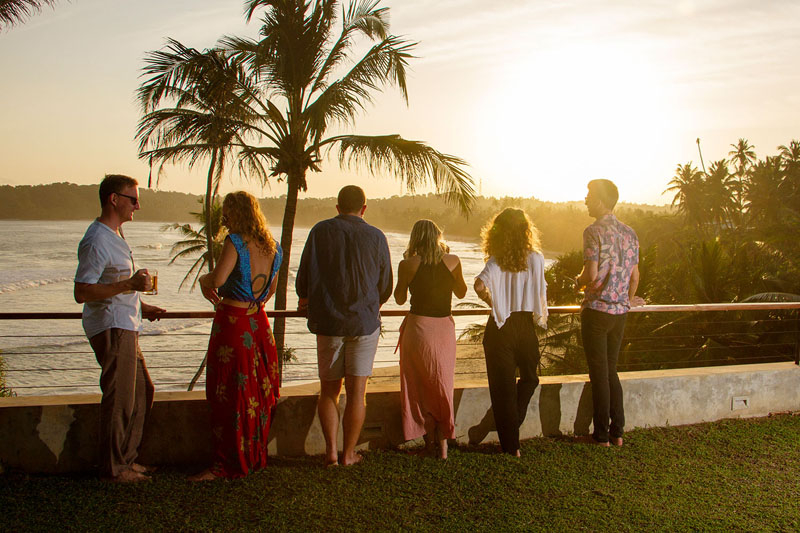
[297,185,392,466]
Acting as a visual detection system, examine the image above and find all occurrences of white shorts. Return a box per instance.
[316,327,380,381]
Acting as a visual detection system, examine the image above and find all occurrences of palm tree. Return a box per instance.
[664,163,706,229]
[139,0,476,354]
[0,0,58,29]
[777,140,800,204]
[745,156,783,226]
[704,159,736,230]
[162,198,226,291]
[689,239,732,303]
[137,43,262,272]
[728,138,756,212]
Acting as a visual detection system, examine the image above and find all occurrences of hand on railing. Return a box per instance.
[142,302,166,322]
[631,296,646,308]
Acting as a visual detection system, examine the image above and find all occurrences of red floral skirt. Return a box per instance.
[205,304,280,478]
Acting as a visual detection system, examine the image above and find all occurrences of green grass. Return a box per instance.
[2,415,799,532]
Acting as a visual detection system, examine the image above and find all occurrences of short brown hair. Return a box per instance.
[99,174,138,206]
[337,185,366,214]
[588,179,619,210]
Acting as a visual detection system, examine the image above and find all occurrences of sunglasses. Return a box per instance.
[116,192,140,206]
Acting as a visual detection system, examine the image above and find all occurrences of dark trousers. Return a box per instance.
[482,312,540,453]
[581,308,627,443]
[89,328,154,477]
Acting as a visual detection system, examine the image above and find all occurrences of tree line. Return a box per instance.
[0,182,667,254]
[536,138,800,376]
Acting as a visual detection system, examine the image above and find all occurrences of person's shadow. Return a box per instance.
[467,381,595,443]
[467,408,495,445]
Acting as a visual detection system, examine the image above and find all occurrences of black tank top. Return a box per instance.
[409,261,454,317]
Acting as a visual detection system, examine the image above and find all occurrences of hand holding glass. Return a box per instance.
[143,270,158,295]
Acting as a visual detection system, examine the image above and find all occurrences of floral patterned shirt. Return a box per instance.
[581,214,639,315]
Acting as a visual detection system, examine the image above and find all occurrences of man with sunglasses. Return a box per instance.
[74,174,165,482]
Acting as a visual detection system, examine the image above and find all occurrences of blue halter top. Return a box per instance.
[217,233,282,303]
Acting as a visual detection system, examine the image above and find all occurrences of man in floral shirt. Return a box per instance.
[576,179,644,447]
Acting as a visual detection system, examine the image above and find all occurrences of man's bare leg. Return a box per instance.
[318,379,344,465]
[341,375,368,465]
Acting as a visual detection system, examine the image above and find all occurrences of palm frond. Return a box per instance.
[0,0,59,29]
[240,0,327,98]
[309,0,389,97]
[325,134,475,215]
[305,36,416,141]
[741,292,800,303]
[458,322,485,343]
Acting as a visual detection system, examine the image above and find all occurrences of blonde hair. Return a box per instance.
[406,219,449,265]
[222,191,276,256]
[481,208,541,272]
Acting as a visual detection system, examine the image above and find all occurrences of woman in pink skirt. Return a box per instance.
[394,220,467,459]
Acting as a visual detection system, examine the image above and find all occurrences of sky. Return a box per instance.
[1,0,798,205]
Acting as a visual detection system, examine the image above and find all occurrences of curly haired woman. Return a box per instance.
[190,191,282,480]
[474,208,547,456]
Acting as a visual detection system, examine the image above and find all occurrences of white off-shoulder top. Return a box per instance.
[476,251,548,329]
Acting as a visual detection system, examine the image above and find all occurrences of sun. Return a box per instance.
[470,40,682,202]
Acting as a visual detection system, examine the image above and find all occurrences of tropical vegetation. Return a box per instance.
[162,198,226,292]
[536,138,800,374]
[136,0,476,355]
[0,354,13,397]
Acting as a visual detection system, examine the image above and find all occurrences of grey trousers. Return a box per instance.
[89,328,154,477]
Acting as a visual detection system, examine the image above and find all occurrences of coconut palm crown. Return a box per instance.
[137,0,476,353]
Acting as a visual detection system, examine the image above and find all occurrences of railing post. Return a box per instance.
[795,309,799,366]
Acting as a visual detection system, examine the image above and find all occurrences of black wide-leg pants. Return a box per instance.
[482,312,540,454]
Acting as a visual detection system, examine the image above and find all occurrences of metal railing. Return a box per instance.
[1,303,798,396]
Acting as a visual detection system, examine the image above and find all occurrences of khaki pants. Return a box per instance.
[89,328,154,477]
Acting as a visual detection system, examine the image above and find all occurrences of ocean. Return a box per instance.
[0,219,512,396]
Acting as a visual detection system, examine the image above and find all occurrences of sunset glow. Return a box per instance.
[1,0,798,204]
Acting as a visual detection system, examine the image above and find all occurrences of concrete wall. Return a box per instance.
[1,362,798,473]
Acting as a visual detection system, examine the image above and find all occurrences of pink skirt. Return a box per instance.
[398,314,456,441]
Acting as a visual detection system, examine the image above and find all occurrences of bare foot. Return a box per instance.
[611,437,623,447]
[130,463,157,474]
[324,458,339,467]
[438,440,448,460]
[106,468,151,483]
[512,449,521,457]
[341,453,363,466]
[188,469,221,482]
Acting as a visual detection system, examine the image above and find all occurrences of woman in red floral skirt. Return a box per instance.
[190,191,282,481]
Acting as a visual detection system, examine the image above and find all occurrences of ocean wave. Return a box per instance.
[0,275,73,294]
[136,243,163,250]
[0,318,213,353]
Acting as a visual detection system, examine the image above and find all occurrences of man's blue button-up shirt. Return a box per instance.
[296,214,392,336]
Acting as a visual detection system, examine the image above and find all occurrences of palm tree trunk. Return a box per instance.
[187,147,220,391]
[205,147,219,272]
[273,169,302,383]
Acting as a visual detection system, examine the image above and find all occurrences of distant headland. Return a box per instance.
[0,182,669,253]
